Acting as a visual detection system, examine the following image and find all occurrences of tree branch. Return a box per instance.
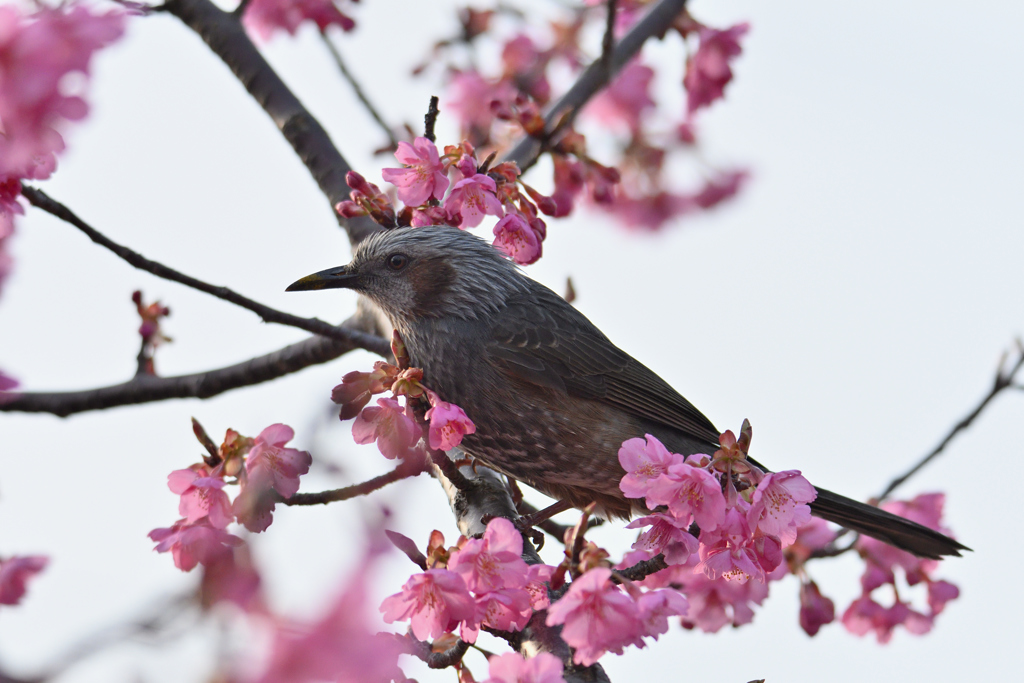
[0,333,358,416]
[502,0,687,173]
[877,341,1024,500]
[319,30,398,149]
[616,554,669,582]
[284,457,428,505]
[163,0,380,244]
[21,185,391,356]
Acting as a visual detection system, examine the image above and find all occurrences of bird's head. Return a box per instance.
[286,226,529,324]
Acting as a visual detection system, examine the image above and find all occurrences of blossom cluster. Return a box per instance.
[841,493,961,642]
[380,518,554,645]
[242,0,358,42]
[339,139,551,265]
[619,423,817,584]
[332,332,476,457]
[428,4,750,232]
[148,423,311,573]
[0,3,124,294]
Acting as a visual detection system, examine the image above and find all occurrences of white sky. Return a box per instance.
[1,0,1022,681]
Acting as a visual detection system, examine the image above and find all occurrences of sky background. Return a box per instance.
[1,0,1022,681]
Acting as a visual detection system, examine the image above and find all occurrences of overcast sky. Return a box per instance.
[1,0,1022,681]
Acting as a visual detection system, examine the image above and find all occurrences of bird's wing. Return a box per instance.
[486,290,721,445]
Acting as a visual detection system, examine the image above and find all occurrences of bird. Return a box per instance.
[287,225,966,559]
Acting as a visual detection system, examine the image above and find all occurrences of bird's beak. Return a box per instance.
[285,265,360,292]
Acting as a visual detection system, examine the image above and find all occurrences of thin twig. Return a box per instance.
[21,186,391,357]
[424,95,440,142]
[283,458,428,505]
[320,31,398,148]
[502,0,687,173]
[616,553,669,582]
[877,341,1024,500]
[601,0,619,77]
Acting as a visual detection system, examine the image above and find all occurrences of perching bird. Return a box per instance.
[287,226,966,559]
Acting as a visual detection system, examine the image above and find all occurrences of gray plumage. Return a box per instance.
[289,226,966,559]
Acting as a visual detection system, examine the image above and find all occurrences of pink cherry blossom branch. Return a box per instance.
[877,339,1024,501]
[20,186,391,356]
[283,457,428,506]
[502,0,688,173]
[161,0,380,244]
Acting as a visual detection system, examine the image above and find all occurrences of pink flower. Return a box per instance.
[746,470,816,545]
[483,652,566,683]
[471,587,533,639]
[234,423,312,532]
[626,513,699,565]
[200,545,263,612]
[255,557,405,683]
[927,580,959,615]
[798,580,835,636]
[545,567,643,666]
[492,213,542,265]
[693,170,748,209]
[608,191,696,231]
[381,137,450,207]
[787,518,837,564]
[695,508,777,583]
[648,557,770,633]
[425,396,476,450]
[0,555,48,605]
[856,493,951,579]
[448,70,516,132]
[524,563,556,610]
[148,519,243,572]
[636,588,689,639]
[0,5,124,180]
[645,462,726,531]
[842,595,923,644]
[167,467,233,529]
[242,0,355,42]
[0,368,18,393]
[448,517,530,593]
[684,23,749,116]
[379,568,477,641]
[352,397,420,459]
[617,434,684,499]
[444,174,504,228]
[586,61,655,133]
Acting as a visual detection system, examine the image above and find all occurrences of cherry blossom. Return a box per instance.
[695,508,779,583]
[243,0,355,43]
[352,397,420,459]
[625,513,699,565]
[233,424,312,532]
[199,544,263,612]
[645,461,727,531]
[482,652,566,683]
[444,174,505,228]
[798,580,835,636]
[167,467,233,529]
[635,588,689,639]
[381,137,450,206]
[469,586,532,639]
[148,519,243,572]
[746,470,816,545]
[425,396,476,450]
[448,517,529,593]
[492,213,542,265]
[448,70,516,134]
[684,23,750,116]
[379,568,476,641]
[617,434,684,499]
[546,567,643,665]
[0,555,48,606]
[524,563,556,610]
[586,61,656,134]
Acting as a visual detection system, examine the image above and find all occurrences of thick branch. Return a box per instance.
[877,342,1024,500]
[162,0,379,244]
[1,333,356,416]
[502,0,687,173]
[21,186,390,356]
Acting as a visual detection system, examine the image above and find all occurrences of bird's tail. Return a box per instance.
[810,487,969,559]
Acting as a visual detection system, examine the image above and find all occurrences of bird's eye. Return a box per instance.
[387,253,409,271]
